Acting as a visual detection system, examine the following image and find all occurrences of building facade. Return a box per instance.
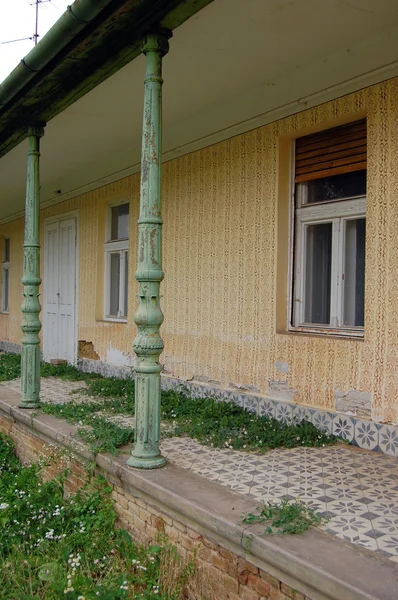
[1,78,398,443]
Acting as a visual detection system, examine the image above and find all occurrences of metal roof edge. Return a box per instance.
[0,0,114,109]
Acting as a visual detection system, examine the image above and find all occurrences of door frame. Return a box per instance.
[43,210,79,364]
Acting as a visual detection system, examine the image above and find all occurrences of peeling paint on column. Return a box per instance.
[19,125,44,409]
[127,31,171,470]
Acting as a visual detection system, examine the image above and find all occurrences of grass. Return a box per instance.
[0,352,338,456]
[0,434,197,599]
[241,499,325,535]
[160,389,337,451]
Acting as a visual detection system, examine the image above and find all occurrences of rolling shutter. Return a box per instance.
[295,119,366,183]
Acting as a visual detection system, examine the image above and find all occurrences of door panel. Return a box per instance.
[43,217,77,363]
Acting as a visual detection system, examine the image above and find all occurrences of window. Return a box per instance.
[292,120,366,335]
[104,203,129,320]
[2,238,10,313]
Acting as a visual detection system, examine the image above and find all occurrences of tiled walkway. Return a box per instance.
[3,377,398,561]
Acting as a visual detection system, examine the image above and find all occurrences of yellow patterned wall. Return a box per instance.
[1,78,398,421]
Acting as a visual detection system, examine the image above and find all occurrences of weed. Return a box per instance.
[77,417,135,455]
[0,353,338,456]
[161,388,337,450]
[241,499,325,535]
[0,352,21,381]
[0,433,195,599]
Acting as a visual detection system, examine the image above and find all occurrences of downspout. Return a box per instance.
[0,0,116,109]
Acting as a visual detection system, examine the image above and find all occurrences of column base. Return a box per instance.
[126,453,167,469]
[19,399,40,409]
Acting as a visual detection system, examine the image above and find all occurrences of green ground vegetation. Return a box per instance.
[0,353,338,456]
[241,499,325,536]
[0,434,196,600]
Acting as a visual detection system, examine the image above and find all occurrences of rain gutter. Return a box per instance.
[0,0,114,109]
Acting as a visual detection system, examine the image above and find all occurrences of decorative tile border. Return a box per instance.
[1,347,397,459]
[0,341,24,355]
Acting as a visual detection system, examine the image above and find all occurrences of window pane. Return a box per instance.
[344,218,365,327]
[110,204,129,240]
[304,223,332,324]
[123,252,128,318]
[304,170,366,204]
[3,238,10,263]
[3,268,9,312]
[109,253,120,316]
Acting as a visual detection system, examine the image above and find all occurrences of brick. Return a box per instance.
[202,537,219,551]
[145,525,160,541]
[280,584,305,600]
[219,547,236,562]
[116,505,135,526]
[211,582,231,600]
[112,490,128,509]
[182,534,203,552]
[210,552,229,572]
[173,520,187,533]
[187,527,202,540]
[239,584,261,600]
[237,570,249,585]
[225,593,241,600]
[247,573,271,597]
[259,570,280,589]
[221,572,239,594]
[238,557,259,575]
[206,564,220,583]
[268,587,282,600]
[164,524,179,543]
[134,497,147,509]
[197,544,211,562]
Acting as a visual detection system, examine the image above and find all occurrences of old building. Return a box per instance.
[1,0,398,457]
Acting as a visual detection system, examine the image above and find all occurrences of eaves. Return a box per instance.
[0,0,213,159]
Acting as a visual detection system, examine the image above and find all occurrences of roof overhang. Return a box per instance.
[0,0,213,158]
[1,0,398,223]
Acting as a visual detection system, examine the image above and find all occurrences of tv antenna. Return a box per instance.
[2,0,53,46]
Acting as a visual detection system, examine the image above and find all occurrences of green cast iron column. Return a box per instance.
[19,125,45,409]
[127,32,171,469]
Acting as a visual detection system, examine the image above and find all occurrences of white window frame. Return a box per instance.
[1,238,10,314]
[104,203,129,322]
[291,184,366,337]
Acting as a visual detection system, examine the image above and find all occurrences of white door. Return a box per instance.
[43,216,77,364]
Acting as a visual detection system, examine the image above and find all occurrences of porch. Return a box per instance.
[1,375,398,564]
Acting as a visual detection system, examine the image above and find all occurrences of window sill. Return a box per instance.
[98,317,127,324]
[285,325,364,340]
[0,311,9,316]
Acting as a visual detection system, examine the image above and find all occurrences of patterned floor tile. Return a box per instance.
[367,502,398,518]
[372,517,398,535]
[376,535,398,554]
[326,499,369,516]
[328,515,373,534]
[5,375,398,561]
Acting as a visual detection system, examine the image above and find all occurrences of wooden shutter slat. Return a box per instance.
[296,120,366,149]
[295,162,367,183]
[296,153,366,176]
[296,144,366,169]
[295,119,366,183]
[296,133,366,156]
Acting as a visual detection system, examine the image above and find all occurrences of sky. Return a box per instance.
[0,0,71,83]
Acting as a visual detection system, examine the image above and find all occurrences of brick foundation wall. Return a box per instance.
[0,412,311,600]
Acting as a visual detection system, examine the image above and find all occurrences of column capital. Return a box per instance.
[141,30,172,57]
[27,124,45,138]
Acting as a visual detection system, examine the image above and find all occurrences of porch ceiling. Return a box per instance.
[1,0,398,222]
